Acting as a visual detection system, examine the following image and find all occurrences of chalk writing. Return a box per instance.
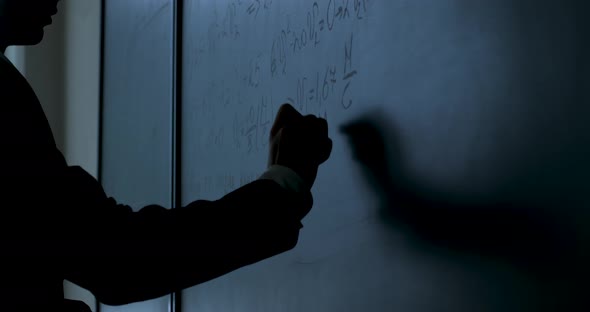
[354,0,368,19]
[232,96,274,154]
[327,0,368,30]
[246,0,272,18]
[204,1,240,48]
[289,70,333,118]
[205,126,225,148]
[194,124,226,151]
[187,0,365,163]
[220,2,240,40]
[270,29,289,77]
[246,53,263,88]
[285,32,357,114]
[289,2,321,52]
[183,0,373,199]
[269,0,369,77]
[341,32,357,109]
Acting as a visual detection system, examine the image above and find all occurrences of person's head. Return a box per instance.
[0,0,60,52]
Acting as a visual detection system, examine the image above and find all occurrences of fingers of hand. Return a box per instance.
[270,103,303,138]
[270,105,332,168]
[300,115,332,165]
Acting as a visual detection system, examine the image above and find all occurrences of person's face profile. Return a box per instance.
[0,0,60,46]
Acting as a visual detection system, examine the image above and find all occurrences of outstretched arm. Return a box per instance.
[62,165,311,306]
[63,103,331,305]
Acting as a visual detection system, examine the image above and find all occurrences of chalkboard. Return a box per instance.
[101,0,174,311]
[178,0,588,311]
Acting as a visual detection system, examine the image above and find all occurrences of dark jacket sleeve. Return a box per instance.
[60,166,312,306]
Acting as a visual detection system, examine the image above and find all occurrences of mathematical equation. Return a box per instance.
[245,0,273,19]
[196,32,358,154]
[187,0,364,159]
[287,32,358,112]
[232,96,276,155]
[191,80,239,151]
[191,91,276,155]
[204,0,276,46]
[270,0,368,78]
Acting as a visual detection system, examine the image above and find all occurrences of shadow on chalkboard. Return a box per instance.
[340,112,577,271]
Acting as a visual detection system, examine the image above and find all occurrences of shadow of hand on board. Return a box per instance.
[340,112,577,270]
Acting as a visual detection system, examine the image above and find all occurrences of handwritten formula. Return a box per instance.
[184,0,370,196]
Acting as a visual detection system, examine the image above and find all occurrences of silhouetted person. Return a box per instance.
[0,1,332,312]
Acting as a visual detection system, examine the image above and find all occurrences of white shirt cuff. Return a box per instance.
[259,165,307,194]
